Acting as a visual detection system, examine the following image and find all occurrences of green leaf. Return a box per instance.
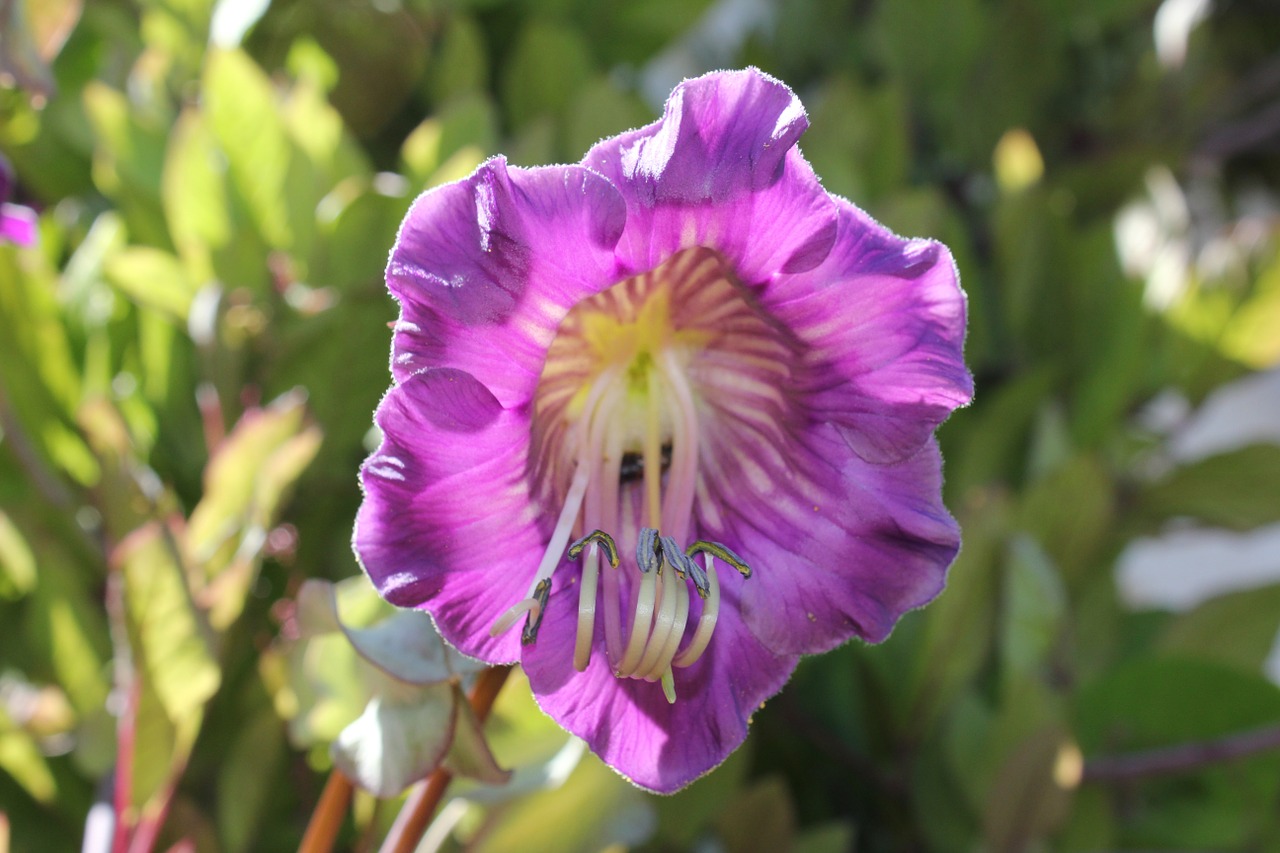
[445,682,511,786]
[500,21,592,132]
[1159,583,1280,674]
[162,110,231,281]
[1137,445,1280,530]
[217,709,285,853]
[981,725,1078,852]
[330,687,456,798]
[187,391,320,628]
[203,49,312,255]
[0,707,56,804]
[117,521,220,726]
[0,511,36,599]
[1000,534,1066,686]
[103,247,197,320]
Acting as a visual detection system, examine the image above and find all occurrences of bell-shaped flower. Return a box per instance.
[355,68,972,793]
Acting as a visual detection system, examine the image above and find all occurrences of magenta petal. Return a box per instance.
[388,158,627,406]
[0,203,37,246]
[354,367,543,664]
[713,426,959,654]
[766,204,972,463]
[584,69,838,284]
[522,581,797,793]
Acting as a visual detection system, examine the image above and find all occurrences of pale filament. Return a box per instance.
[674,555,720,668]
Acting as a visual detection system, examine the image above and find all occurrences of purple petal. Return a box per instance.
[354,367,544,664]
[0,203,37,246]
[702,422,960,655]
[583,69,839,285]
[764,202,972,463]
[388,158,627,407]
[521,580,797,793]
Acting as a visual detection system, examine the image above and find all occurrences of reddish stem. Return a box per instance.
[298,769,355,853]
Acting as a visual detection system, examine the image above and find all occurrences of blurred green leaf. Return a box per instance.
[717,777,795,853]
[217,708,284,853]
[982,725,1077,853]
[500,21,592,132]
[1000,534,1066,687]
[103,247,197,321]
[1137,445,1280,530]
[187,391,320,628]
[1159,584,1280,674]
[162,110,231,282]
[117,521,219,725]
[444,682,511,786]
[0,511,36,599]
[0,707,56,804]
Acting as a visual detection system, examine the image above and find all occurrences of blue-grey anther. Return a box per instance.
[522,578,552,645]
[683,553,710,598]
[687,540,752,579]
[659,535,690,579]
[636,527,662,574]
[567,529,620,568]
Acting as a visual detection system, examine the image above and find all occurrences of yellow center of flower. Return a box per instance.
[490,248,766,702]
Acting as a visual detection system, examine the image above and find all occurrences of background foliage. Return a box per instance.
[3,0,1280,850]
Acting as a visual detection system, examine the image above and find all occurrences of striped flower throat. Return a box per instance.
[490,247,783,703]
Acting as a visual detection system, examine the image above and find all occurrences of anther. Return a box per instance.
[636,527,662,574]
[568,530,620,568]
[660,535,696,580]
[521,578,552,645]
[687,540,752,578]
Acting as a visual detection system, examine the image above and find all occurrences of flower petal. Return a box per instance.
[702,422,960,655]
[388,158,627,406]
[521,579,797,793]
[0,203,37,246]
[765,203,972,462]
[353,367,544,664]
[583,69,838,285]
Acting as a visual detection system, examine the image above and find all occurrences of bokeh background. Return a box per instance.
[3,0,1280,850]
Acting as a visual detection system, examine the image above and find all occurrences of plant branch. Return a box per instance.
[1083,722,1280,783]
[298,768,355,853]
[378,665,514,853]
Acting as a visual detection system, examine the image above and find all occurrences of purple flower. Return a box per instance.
[354,68,971,793]
[0,154,37,246]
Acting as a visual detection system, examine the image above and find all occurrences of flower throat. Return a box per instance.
[490,248,754,703]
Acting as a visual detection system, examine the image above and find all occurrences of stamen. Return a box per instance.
[489,597,541,637]
[674,556,720,668]
[687,540,752,578]
[635,528,662,574]
[567,530,620,568]
[642,572,690,682]
[573,543,599,671]
[617,570,657,676]
[521,578,552,645]
[617,528,662,676]
[600,426,625,664]
[637,566,679,677]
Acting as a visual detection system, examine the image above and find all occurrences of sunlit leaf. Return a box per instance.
[116,522,219,725]
[0,511,35,599]
[331,687,455,798]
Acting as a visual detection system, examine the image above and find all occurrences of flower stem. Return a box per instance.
[298,769,354,853]
[1083,722,1280,782]
[378,665,514,853]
